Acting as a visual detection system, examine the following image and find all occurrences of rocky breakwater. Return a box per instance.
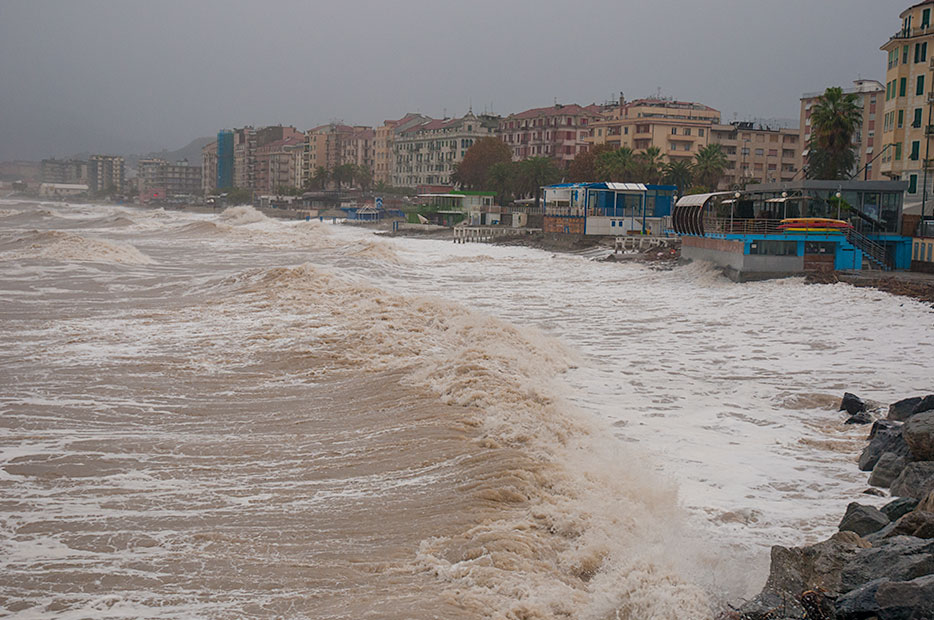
[729,393,934,620]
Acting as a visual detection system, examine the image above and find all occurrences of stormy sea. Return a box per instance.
[1,200,931,619]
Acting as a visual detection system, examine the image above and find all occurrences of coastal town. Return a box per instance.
[3,2,934,285]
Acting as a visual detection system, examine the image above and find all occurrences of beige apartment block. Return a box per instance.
[302,124,374,185]
[391,112,500,188]
[799,79,883,182]
[137,158,202,202]
[373,114,432,185]
[201,140,217,195]
[87,154,125,194]
[589,97,720,161]
[880,0,934,202]
[710,122,802,189]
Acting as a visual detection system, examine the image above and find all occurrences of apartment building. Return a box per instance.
[87,155,125,194]
[229,126,300,191]
[710,122,802,189]
[589,97,721,161]
[880,1,934,203]
[498,103,606,166]
[373,114,432,185]
[302,124,376,186]
[799,79,884,182]
[391,112,500,188]
[256,136,305,192]
[201,140,217,194]
[137,158,202,203]
[39,159,88,185]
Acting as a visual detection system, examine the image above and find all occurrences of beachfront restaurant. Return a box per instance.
[415,191,500,226]
[672,180,912,280]
[542,183,676,236]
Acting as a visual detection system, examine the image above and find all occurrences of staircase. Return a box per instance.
[844,228,891,271]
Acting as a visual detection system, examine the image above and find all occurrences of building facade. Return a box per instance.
[498,103,605,166]
[216,131,234,190]
[256,136,305,193]
[40,159,88,185]
[87,155,125,194]
[880,1,934,204]
[799,79,884,182]
[201,140,217,194]
[302,124,376,187]
[710,122,802,189]
[137,158,202,203]
[373,114,431,185]
[588,97,721,161]
[392,112,500,188]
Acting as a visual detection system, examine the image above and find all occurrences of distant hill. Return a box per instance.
[125,137,214,171]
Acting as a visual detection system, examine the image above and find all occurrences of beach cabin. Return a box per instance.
[542,183,676,236]
[672,180,912,280]
[415,191,498,226]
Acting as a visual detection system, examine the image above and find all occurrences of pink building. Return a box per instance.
[498,103,607,167]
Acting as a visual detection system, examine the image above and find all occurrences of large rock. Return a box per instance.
[858,421,909,471]
[838,502,890,537]
[868,452,907,488]
[835,575,934,620]
[888,396,924,422]
[890,461,934,499]
[840,392,867,415]
[886,510,934,539]
[917,489,934,513]
[880,497,920,521]
[840,536,934,592]
[738,531,869,619]
[845,411,873,425]
[904,411,934,461]
[912,394,934,416]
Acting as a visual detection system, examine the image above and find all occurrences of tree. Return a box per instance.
[517,157,562,210]
[486,161,517,205]
[331,163,357,189]
[806,86,863,180]
[453,137,513,189]
[224,187,253,205]
[635,146,666,184]
[307,166,330,190]
[693,144,728,190]
[568,143,615,182]
[595,147,636,181]
[662,160,693,195]
[355,165,374,192]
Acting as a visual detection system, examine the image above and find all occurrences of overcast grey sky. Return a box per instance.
[0,0,902,161]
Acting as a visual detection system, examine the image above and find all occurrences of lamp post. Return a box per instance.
[835,190,842,220]
[732,191,740,231]
[781,190,788,220]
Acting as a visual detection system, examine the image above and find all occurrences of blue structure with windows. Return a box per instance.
[216,130,234,190]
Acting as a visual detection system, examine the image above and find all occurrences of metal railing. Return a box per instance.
[701,217,785,235]
[844,228,891,270]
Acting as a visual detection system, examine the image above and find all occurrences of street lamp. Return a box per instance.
[732,191,740,231]
[835,190,842,220]
[781,191,788,219]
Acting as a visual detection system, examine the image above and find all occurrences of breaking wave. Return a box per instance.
[231,263,715,618]
[0,230,154,264]
[219,205,269,226]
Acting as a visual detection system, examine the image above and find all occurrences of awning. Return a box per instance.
[675,191,734,207]
[604,182,647,191]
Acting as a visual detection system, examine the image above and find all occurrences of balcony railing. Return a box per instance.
[703,217,784,235]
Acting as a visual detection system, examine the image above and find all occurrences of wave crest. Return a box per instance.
[0,230,154,264]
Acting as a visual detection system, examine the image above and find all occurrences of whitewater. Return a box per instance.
[0,200,931,619]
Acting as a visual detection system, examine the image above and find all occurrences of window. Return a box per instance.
[624,127,628,135]
[671,127,677,135]
[909,174,918,193]
[924,8,931,28]
[755,148,764,156]
[911,140,921,160]
[916,42,928,63]
[698,128,705,137]
[899,109,905,128]
[895,142,903,160]
[748,240,797,256]
[684,128,691,136]
[904,45,910,64]
[915,108,923,128]
[900,77,907,97]
[918,74,926,96]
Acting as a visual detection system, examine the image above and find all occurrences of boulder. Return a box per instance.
[863,487,887,497]
[886,510,934,539]
[840,536,934,593]
[738,531,869,619]
[845,411,873,425]
[904,411,934,461]
[838,502,890,537]
[911,394,934,416]
[840,392,866,415]
[835,574,934,620]
[880,497,920,521]
[858,421,909,471]
[917,489,934,513]
[887,396,924,422]
[868,452,907,488]
[890,461,934,499]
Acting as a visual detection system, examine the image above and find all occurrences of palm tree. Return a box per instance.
[693,144,728,190]
[486,161,516,205]
[635,146,665,184]
[355,165,374,192]
[595,147,636,181]
[308,166,330,190]
[331,163,357,189]
[662,160,693,195]
[517,157,562,211]
[807,86,863,180]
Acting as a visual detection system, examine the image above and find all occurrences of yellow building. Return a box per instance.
[589,97,720,162]
[880,0,934,200]
[710,122,801,189]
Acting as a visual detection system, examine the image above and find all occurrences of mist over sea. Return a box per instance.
[1,200,930,618]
